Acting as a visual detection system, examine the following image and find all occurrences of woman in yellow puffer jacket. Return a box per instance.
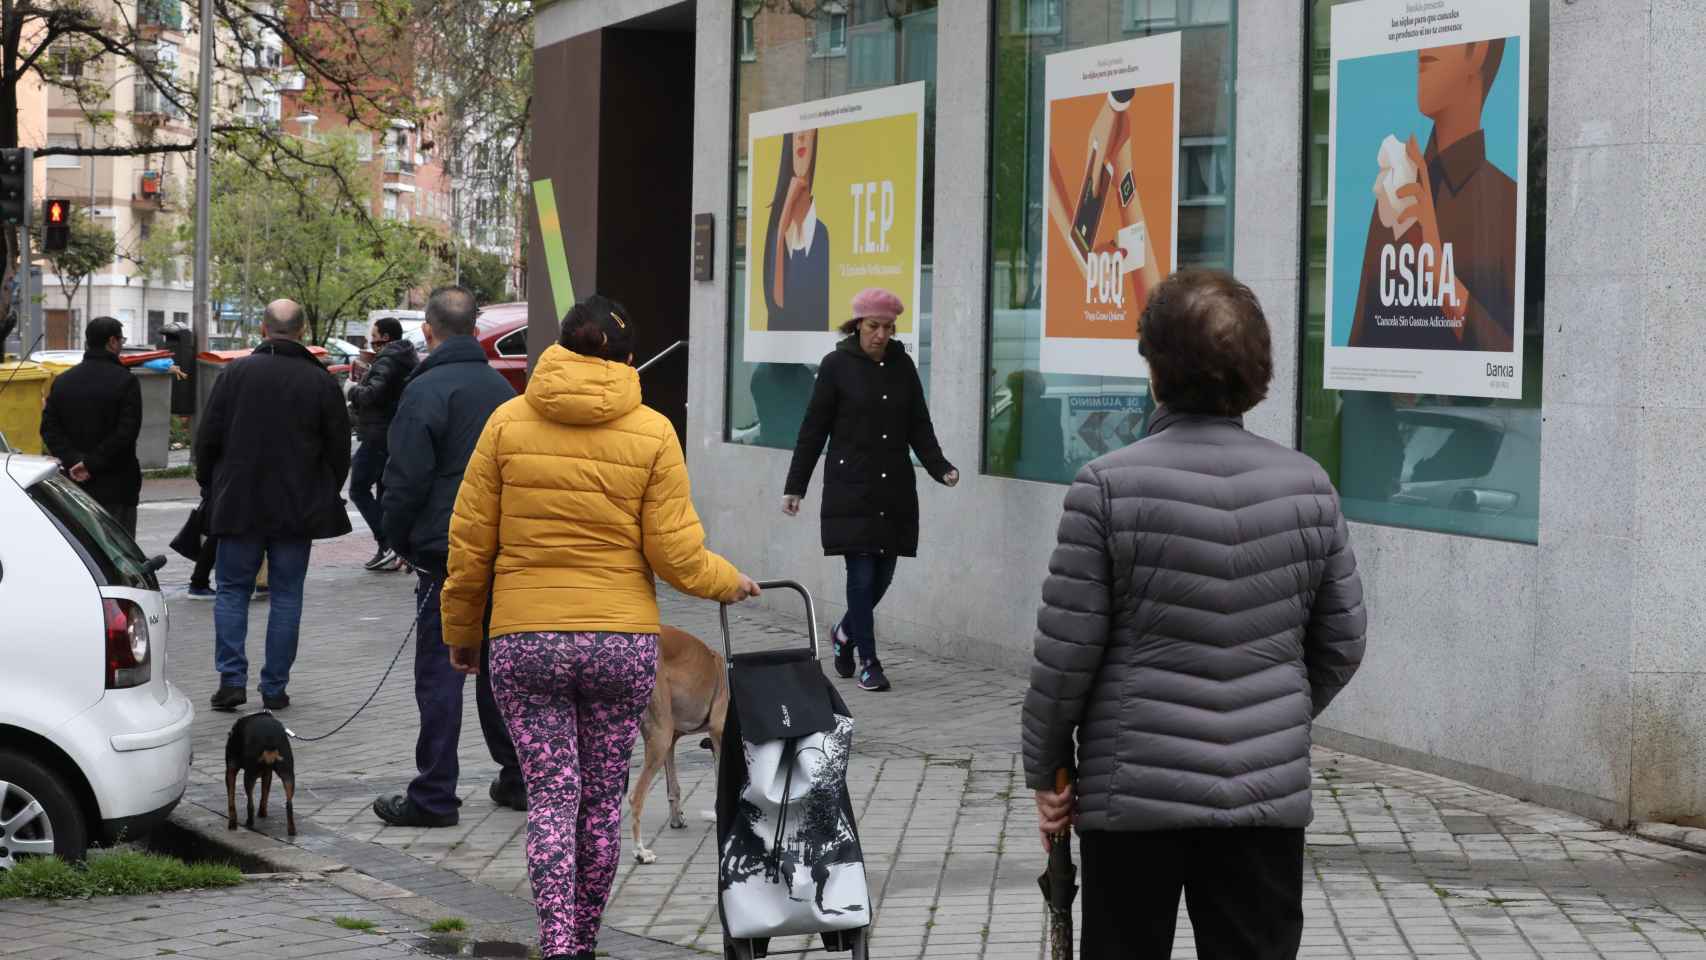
[442,295,759,960]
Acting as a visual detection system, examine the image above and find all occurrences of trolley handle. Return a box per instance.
[718,579,820,662]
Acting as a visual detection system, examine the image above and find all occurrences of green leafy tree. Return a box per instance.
[207,134,433,345]
[32,207,117,321]
[457,247,511,306]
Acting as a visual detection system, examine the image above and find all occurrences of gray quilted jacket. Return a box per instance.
[1021,408,1365,832]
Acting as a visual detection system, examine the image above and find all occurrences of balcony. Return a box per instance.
[131,171,169,211]
[131,85,183,125]
[137,0,184,38]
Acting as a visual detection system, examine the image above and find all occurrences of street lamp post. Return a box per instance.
[192,0,214,357]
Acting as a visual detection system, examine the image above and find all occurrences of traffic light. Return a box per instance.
[43,198,70,252]
[0,149,25,226]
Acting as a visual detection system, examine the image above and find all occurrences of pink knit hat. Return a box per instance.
[850,287,905,321]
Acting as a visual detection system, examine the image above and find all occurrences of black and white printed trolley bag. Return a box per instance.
[714,582,870,958]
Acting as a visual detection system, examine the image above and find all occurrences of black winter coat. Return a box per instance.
[379,335,515,576]
[194,339,353,540]
[39,349,143,510]
[347,339,418,446]
[785,337,954,557]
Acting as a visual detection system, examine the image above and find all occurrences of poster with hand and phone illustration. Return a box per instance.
[1323,0,1530,400]
[1040,32,1179,379]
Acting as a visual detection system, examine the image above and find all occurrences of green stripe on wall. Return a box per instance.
[533,178,576,322]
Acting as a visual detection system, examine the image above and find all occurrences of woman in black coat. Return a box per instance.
[782,288,958,692]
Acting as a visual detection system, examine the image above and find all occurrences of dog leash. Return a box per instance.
[284,580,435,743]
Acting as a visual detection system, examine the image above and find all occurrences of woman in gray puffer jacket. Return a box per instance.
[1023,269,1366,960]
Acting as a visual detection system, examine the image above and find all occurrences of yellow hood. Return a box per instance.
[524,344,643,426]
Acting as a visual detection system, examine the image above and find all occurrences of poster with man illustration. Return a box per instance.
[1323,0,1530,399]
[743,83,925,364]
[1039,32,1179,379]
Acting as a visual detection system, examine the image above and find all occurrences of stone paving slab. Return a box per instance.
[124,492,1706,959]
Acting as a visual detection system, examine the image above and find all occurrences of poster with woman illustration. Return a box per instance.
[1323,0,1530,399]
[744,83,925,364]
[1039,32,1180,379]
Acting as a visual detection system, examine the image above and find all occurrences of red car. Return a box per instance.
[399,301,530,393]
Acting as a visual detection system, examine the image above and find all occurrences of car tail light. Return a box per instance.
[104,599,151,689]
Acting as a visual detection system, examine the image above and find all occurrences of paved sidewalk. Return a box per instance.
[128,493,1706,959]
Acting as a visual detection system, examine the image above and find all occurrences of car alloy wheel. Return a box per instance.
[0,778,55,870]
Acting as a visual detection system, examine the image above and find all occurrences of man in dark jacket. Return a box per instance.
[39,316,143,536]
[1024,271,1366,960]
[196,299,352,712]
[371,286,523,827]
[346,316,418,571]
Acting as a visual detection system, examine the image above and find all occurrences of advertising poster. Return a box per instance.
[743,83,926,364]
[1324,0,1530,399]
[1040,33,1180,379]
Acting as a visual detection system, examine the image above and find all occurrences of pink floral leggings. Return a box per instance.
[489,631,659,958]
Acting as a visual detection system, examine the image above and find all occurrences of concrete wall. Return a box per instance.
[536,0,1704,825]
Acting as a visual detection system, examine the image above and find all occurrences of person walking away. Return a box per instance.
[443,295,761,960]
[1023,270,1367,960]
[39,316,142,537]
[196,299,352,712]
[370,286,526,827]
[781,288,958,692]
[347,316,418,571]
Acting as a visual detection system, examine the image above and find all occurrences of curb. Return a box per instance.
[165,793,709,959]
[1634,821,1706,857]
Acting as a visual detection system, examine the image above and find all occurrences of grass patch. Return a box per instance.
[428,918,468,934]
[143,464,195,480]
[332,916,378,932]
[0,851,241,900]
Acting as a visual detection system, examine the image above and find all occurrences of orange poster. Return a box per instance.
[1040,33,1180,378]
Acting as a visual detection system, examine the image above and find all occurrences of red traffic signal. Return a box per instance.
[45,198,68,225]
[43,198,71,252]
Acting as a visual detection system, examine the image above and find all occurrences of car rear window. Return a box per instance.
[28,475,157,589]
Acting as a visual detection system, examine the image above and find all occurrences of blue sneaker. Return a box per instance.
[858,661,890,692]
[831,623,855,679]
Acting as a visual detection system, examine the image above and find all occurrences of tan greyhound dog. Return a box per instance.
[630,625,728,864]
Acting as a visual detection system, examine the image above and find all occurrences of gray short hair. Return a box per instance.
[263,300,306,338]
[426,286,478,337]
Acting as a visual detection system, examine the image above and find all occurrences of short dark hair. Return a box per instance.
[425,285,478,337]
[1139,269,1272,417]
[86,316,123,349]
[373,317,404,342]
[1478,38,1506,98]
[560,294,635,362]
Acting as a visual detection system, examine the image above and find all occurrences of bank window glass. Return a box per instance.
[1299,0,1548,544]
[984,1,1235,485]
[726,0,938,450]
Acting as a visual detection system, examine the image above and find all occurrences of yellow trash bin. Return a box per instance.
[0,361,52,455]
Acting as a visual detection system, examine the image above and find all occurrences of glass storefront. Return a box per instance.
[1298,0,1549,544]
[984,0,1236,485]
[726,0,940,450]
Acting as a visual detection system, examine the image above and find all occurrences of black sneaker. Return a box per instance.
[210,686,247,711]
[365,549,398,572]
[489,779,528,812]
[831,623,855,679]
[372,794,459,828]
[363,546,391,570]
[262,691,290,710]
[252,584,269,601]
[186,585,216,601]
[857,661,891,692]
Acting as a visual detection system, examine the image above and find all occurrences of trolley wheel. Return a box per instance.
[724,937,765,960]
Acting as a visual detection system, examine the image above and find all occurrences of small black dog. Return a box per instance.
[225,712,296,837]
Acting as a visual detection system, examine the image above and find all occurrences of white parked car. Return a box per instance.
[0,454,193,868]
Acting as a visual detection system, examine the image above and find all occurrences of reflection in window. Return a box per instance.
[1297,0,1548,544]
[985,0,1236,486]
[726,0,939,451]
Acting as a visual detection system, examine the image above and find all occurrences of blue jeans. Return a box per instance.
[350,442,389,547]
[214,537,311,696]
[841,553,898,665]
[407,573,523,816]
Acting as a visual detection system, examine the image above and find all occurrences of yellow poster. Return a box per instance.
[743,83,925,364]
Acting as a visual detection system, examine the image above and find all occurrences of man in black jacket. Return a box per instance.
[196,299,352,712]
[39,316,143,536]
[371,286,523,827]
[346,316,418,571]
